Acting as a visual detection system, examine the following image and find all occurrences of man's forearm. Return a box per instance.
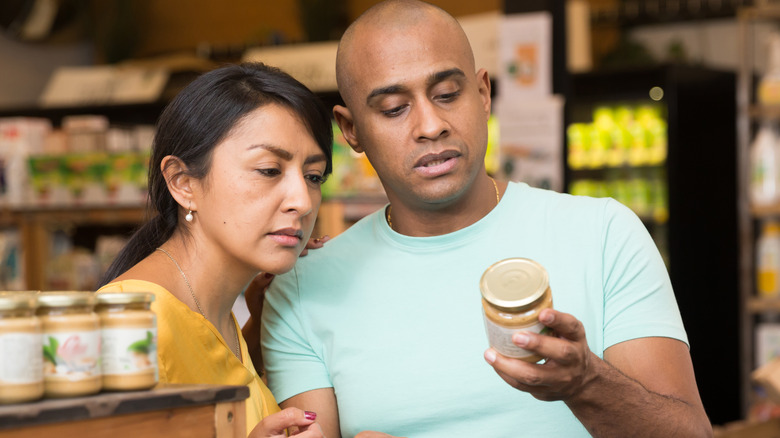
[565,355,712,438]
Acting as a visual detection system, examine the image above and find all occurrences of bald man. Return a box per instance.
[260,1,712,437]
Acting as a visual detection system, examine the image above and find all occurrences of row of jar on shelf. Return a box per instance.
[0,290,158,405]
[568,168,669,224]
[0,116,154,207]
[567,104,668,171]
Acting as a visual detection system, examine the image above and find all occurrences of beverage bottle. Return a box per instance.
[750,121,780,207]
[759,31,780,106]
[757,220,780,298]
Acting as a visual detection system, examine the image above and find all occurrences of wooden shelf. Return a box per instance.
[747,297,780,314]
[751,203,780,217]
[749,105,780,121]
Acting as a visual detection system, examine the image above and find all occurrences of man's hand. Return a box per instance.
[483,308,595,401]
[483,308,713,437]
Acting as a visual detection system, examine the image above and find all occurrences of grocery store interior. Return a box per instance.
[1,0,780,434]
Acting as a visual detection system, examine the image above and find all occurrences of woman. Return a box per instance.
[98,62,332,437]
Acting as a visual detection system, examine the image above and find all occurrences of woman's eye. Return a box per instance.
[306,174,328,185]
[257,168,282,177]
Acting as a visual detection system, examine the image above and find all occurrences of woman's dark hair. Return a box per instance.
[99,62,333,285]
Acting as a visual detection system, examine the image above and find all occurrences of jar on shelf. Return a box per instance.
[95,292,157,391]
[480,258,555,363]
[0,291,44,404]
[37,291,101,398]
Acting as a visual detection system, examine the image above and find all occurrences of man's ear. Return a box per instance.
[333,105,363,153]
[475,68,492,121]
[160,155,199,212]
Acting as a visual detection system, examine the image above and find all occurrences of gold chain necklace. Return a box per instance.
[387,176,500,230]
[156,247,241,360]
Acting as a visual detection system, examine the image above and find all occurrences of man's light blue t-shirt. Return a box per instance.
[261,182,687,437]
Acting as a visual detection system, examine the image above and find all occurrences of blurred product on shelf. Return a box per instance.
[567,103,667,170]
[46,234,128,292]
[0,231,23,291]
[568,167,668,223]
[757,323,780,369]
[0,118,52,206]
[759,31,780,107]
[0,116,154,208]
[750,121,780,208]
[757,221,780,299]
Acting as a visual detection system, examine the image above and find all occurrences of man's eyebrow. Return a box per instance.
[366,84,407,104]
[248,144,292,160]
[428,68,466,85]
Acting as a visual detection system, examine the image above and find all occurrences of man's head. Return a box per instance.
[333,0,492,215]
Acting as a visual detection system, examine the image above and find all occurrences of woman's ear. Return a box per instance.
[160,155,199,212]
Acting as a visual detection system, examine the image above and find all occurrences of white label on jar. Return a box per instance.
[42,330,101,380]
[0,333,43,384]
[101,328,157,375]
[483,311,551,360]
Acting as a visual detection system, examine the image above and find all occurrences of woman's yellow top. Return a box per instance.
[97,279,280,435]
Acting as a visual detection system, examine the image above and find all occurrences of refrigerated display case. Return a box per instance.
[565,64,739,425]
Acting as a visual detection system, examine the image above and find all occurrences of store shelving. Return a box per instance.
[0,85,382,291]
[737,4,780,418]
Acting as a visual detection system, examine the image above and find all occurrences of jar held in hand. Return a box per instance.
[480,258,554,363]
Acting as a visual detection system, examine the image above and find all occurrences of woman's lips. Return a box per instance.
[268,229,303,247]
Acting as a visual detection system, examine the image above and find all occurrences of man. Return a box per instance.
[260,1,712,437]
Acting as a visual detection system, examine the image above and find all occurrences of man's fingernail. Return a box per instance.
[305,411,317,420]
[484,349,497,364]
[513,333,530,347]
[540,311,554,324]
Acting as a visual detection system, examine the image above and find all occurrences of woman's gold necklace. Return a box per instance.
[156,247,241,360]
[386,177,500,230]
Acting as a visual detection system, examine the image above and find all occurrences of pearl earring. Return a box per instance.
[185,201,194,222]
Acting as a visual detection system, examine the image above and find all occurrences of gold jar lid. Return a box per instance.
[37,291,95,308]
[0,291,38,311]
[480,258,549,310]
[96,291,155,305]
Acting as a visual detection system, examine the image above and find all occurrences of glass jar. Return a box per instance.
[0,291,44,404]
[480,258,554,362]
[37,291,101,398]
[95,292,157,391]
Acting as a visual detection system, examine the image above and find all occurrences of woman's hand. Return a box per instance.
[248,408,322,437]
[300,235,330,256]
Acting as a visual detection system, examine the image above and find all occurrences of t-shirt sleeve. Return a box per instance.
[600,199,688,349]
[260,268,333,403]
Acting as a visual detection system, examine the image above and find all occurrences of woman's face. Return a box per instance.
[193,103,328,276]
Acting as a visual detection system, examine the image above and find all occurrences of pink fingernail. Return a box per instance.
[484,349,497,364]
[304,411,317,420]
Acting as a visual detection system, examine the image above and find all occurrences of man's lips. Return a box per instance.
[414,150,460,168]
[414,150,460,177]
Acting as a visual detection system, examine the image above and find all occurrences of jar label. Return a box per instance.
[483,312,552,359]
[0,333,43,384]
[101,328,157,375]
[42,330,101,380]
